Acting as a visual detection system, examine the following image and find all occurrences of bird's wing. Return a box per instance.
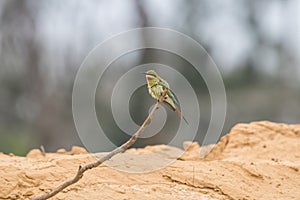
[157,79,180,108]
[158,78,169,88]
[167,88,180,108]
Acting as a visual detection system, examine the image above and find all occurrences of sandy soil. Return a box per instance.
[0,121,299,200]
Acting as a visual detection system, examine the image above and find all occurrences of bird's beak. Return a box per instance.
[141,72,147,75]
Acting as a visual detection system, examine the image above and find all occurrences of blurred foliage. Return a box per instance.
[0,128,37,156]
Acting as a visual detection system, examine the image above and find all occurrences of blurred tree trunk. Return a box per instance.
[135,0,150,27]
[1,0,58,150]
[133,0,154,125]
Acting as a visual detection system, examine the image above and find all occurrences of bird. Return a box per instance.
[143,70,188,124]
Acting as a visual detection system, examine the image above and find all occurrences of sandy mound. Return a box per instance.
[0,121,299,200]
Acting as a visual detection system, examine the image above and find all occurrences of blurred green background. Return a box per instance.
[0,0,299,155]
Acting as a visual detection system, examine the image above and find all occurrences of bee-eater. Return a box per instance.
[144,70,188,124]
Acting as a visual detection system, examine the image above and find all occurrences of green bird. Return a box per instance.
[143,70,188,124]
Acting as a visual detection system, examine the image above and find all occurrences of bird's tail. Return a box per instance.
[175,108,189,125]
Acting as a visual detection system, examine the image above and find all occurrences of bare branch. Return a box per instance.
[32,88,169,200]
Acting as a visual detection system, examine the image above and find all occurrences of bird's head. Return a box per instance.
[144,70,158,77]
[143,70,159,84]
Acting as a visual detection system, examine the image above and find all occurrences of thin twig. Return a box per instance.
[32,88,168,200]
[40,145,46,156]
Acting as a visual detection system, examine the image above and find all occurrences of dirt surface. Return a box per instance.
[0,121,299,200]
